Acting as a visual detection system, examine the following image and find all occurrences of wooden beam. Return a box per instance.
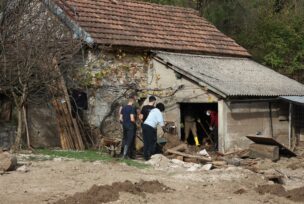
[166,149,212,162]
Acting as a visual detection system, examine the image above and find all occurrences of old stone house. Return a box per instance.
[1,0,304,152]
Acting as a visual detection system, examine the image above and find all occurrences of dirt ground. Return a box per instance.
[1,152,304,204]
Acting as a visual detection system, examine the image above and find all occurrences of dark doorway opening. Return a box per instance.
[180,103,218,149]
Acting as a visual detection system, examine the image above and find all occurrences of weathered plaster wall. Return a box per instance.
[148,60,219,139]
[223,102,289,152]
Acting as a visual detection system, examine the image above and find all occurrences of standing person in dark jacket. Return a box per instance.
[119,96,136,159]
[142,103,165,160]
[118,93,139,159]
[140,95,156,122]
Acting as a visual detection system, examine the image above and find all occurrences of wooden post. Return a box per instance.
[288,103,292,149]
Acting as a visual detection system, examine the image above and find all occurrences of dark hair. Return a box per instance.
[148,96,156,102]
[156,103,165,112]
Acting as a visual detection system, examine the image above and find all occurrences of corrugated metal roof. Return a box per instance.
[280,96,304,104]
[154,51,304,97]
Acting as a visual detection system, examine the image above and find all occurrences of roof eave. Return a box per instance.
[42,0,94,46]
[153,55,227,98]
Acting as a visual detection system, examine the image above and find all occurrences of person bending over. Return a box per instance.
[142,103,165,160]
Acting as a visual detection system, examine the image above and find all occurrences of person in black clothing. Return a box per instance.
[119,96,136,159]
[140,95,156,122]
[70,89,88,119]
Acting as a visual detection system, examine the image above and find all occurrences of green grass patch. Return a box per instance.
[35,149,149,169]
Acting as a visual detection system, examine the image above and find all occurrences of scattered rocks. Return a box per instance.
[16,165,29,173]
[147,154,213,172]
[201,164,213,171]
[0,152,17,171]
[256,184,304,202]
[234,188,246,194]
[225,158,242,166]
[53,158,63,162]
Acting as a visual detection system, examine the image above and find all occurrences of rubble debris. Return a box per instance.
[197,149,211,158]
[247,135,297,157]
[225,158,242,166]
[146,154,171,169]
[211,161,227,168]
[249,143,279,161]
[0,152,17,171]
[260,169,285,184]
[16,165,29,173]
[147,154,214,171]
[54,180,172,204]
[201,164,212,171]
[101,138,121,157]
[166,149,211,162]
[163,133,183,150]
[234,188,246,194]
[256,184,304,202]
[166,144,212,163]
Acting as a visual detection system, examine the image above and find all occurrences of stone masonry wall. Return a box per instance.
[72,49,150,138]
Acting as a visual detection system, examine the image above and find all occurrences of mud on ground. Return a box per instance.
[1,153,304,204]
[55,180,172,204]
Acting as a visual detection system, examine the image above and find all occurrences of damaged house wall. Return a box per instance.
[148,59,219,140]
[222,102,290,152]
[149,59,292,153]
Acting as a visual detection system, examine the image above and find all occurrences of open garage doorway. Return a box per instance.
[180,103,218,150]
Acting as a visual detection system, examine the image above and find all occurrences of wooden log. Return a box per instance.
[212,160,227,167]
[176,156,184,161]
[166,143,187,153]
[0,152,17,171]
[166,149,212,162]
[184,157,199,163]
[249,143,279,161]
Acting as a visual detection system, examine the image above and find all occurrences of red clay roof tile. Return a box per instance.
[54,0,250,57]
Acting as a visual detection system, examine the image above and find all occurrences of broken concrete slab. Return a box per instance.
[247,135,296,157]
[249,143,279,162]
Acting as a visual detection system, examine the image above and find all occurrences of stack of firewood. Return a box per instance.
[50,62,85,150]
[52,98,85,150]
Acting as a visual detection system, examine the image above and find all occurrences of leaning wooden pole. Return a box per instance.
[52,59,85,150]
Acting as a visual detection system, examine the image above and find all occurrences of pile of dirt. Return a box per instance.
[256,184,304,202]
[55,180,172,204]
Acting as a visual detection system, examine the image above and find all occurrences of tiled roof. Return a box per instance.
[52,0,250,57]
[154,51,304,97]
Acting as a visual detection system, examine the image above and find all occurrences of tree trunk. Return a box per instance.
[12,107,23,152]
[23,106,30,149]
